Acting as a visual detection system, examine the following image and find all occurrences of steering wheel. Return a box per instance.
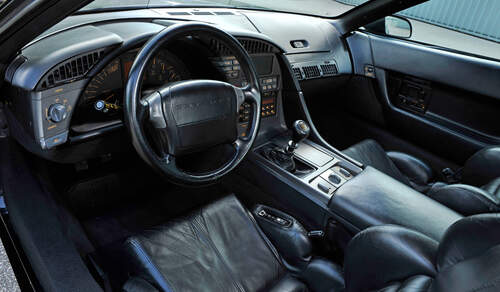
[124,23,261,185]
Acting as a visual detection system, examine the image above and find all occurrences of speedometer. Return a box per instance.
[72,49,189,128]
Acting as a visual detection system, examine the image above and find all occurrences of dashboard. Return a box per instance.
[3,8,352,162]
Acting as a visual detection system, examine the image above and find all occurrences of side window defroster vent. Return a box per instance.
[38,49,107,90]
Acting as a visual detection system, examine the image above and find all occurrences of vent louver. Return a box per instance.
[214,11,235,15]
[192,11,215,15]
[320,64,338,76]
[167,11,191,15]
[238,39,275,54]
[292,60,338,81]
[302,65,321,79]
[39,49,106,90]
[210,38,277,55]
[292,67,303,80]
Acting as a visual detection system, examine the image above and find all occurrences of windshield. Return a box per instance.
[80,0,369,17]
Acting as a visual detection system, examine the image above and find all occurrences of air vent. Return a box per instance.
[238,39,275,54]
[302,65,321,79]
[292,67,303,81]
[210,38,277,55]
[320,64,338,76]
[214,11,235,15]
[167,11,191,15]
[192,11,215,15]
[38,48,106,90]
[209,39,232,55]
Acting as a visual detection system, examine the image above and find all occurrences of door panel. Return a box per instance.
[338,32,500,165]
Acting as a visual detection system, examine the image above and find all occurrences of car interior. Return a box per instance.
[1,0,500,291]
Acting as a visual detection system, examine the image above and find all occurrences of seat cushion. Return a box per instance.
[343,139,412,186]
[482,177,500,198]
[463,146,500,186]
[124,195,288,292]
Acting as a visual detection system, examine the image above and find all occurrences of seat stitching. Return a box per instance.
[190,212,245,292]
[128,238,175,292]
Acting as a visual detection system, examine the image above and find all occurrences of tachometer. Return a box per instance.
[72,49,189,128]
[143,50,186,87]
[74,58,123,125]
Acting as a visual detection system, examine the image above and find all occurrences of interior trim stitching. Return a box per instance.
[127,238,175,292]
[190,213,245,292]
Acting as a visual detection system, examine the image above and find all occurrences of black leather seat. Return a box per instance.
[122,195,344,292]
[344,213,500,292]
[343,139,500,215]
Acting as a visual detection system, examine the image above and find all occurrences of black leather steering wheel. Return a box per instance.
[124,22,261,185]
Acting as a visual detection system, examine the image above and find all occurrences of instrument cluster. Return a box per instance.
[71,48,190,128]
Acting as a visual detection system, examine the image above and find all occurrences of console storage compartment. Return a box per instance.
[328,166,463,240]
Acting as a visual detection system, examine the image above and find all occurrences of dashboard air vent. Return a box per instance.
[167,12,191,15]
[320,64,338,76]
[292,67,303,81]
[192,11,215,15]
[39,48,106,90]
[302,65,321,79]
[214,11,235,15]
[238,39,274,54]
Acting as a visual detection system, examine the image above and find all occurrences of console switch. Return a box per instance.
[328,173,342,184]
[258,209,291,226]
[317,180,332,194]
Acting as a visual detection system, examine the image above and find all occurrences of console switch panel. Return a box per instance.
[257,209,292,227]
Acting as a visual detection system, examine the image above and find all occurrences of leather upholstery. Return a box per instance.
[329,166,462,241]
[343,140,500,216]
[463,146,500,186]
[253,205,312,271]
[123,277,159,292]
[343,139,411,186]
[387,151,433,192]
[482,177,500,198]
[345,214,500,292]
[344,225,438,292]
[123,195,344,292]
[427,184,500,215]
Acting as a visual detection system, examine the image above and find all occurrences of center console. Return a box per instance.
[244,119,463,244]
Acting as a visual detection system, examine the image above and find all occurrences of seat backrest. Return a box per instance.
[124,195,286,292]
[432,214,500,292]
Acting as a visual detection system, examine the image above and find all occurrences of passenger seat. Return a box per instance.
[343,139,500,215]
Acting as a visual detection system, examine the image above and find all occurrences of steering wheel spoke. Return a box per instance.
[142,91,166,128]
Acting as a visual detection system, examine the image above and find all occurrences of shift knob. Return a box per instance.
[292,120,310,143]
[287,120,310,153]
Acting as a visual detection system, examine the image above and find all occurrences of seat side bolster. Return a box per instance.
[427,184,500,216]
[387,151,433,186]
[344,225,438,292]
[123,238,174,292]
[437,214,500,271]
[123,276,160,292]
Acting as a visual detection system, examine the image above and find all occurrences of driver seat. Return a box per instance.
[122,195,344,292]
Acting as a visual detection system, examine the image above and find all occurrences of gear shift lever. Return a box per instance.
[286,120,311,154]
[261,120,313,175]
